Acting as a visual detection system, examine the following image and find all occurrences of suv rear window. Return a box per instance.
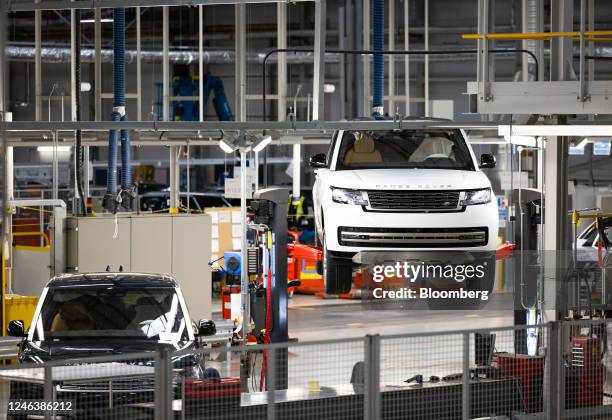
[336,130,474,171]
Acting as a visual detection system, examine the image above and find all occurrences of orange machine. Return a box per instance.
[288,244,323,294]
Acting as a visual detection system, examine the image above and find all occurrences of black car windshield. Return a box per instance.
[32,287,188,341]
[335,130,475,171]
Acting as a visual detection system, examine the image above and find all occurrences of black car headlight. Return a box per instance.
[331,187,369,205]
[460,188,492,206]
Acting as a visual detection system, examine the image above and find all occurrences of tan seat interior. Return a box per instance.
[51,302,96,331]
[343,137,382,165]
[408,137,454,162]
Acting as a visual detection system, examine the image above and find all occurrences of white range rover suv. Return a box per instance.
[310,126,499,294]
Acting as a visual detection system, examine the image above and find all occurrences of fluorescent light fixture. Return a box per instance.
[37,146,70,152]
[499,125,612,137]
[504,135,538,148]
[218,138,237,154]
[252,135,272,153]
[81,18,113,23]
[323,84,336,93]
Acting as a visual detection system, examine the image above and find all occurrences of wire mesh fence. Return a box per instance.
[380,331,464,419]
[2,320,612,419]
[562,320,612,419]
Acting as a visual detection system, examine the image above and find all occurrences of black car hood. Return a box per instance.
[19,339,196,363]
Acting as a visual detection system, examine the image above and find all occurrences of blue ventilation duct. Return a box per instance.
[104,8,131,212]
[372,0,384,118]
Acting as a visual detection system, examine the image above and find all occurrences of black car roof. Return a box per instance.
[47,272,177,288]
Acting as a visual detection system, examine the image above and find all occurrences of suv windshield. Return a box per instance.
[32,287,188,341]
[335,130,474,171]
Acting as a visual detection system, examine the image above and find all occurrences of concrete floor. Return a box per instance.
[214,291,516,341]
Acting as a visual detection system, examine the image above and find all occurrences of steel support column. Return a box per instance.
[424,0,430,116]
[354,0,364,117]
[163,6,179,210]
[403,0,410,115]
[94,8,102,121]
[35,4,42,121]
[235,4,247,122]
[239,148,249,340]
[1,5,7,263]
[388,0,395,114]
[338,6,346,120]
[312,0,326,121]
[277,3,287,122]
[550,0,573,82]
[362,0,371,115]
[136,7,142,121]
[199,5,205,122]
[521,0,543,82]
[543,128,569,320]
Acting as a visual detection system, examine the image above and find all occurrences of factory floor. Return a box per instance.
[213,291,516,340]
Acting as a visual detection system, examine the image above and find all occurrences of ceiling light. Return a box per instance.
[219,138,237,154]
[81,19,114,23]
[37,146,70,152]
[252,135,272,153]
[323,84,336,93]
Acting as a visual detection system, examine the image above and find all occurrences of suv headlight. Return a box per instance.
[331,187,369,205]
[460,188,492,206]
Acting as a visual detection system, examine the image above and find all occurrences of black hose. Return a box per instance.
[261,48,540,122]
[75,10,86,216]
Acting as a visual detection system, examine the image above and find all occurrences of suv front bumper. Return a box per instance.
[323,199,499,252]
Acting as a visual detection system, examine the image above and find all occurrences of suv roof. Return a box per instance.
[48,272,177,288]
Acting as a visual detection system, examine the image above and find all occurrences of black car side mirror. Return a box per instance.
[309,154,327,168]
[7,320,26,337]
[197,319,216,337]
[479,154,496,169]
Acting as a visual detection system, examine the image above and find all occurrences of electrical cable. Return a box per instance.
[261,48,540,122]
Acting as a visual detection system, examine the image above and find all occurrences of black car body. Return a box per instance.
[8,273,210,416]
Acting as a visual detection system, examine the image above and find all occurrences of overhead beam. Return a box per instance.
[5,0,314,12]
[0,120,497,132]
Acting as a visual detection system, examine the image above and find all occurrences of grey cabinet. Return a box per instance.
[66,214,212,318]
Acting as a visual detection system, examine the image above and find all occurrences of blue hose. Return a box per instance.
[120,115,131,189]
[105,8,127,203]
[113,8,125,108]
[107,113,120,194]
[372,0,384,117]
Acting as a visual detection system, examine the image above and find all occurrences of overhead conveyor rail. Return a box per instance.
[463,30,612,40]
[2,0,316,11]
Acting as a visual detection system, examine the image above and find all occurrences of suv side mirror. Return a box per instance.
[197,319,216,337]
[309,154,327,168]
[479,154,496,169]
[7,320,26,337]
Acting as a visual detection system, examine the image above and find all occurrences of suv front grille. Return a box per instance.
[366,190,461,212]
[58,378,155,393]
[338,227,488,248]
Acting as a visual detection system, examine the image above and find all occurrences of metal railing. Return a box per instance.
[1,319,612,419]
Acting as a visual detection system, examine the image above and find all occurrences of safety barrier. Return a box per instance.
[0,320,611,419]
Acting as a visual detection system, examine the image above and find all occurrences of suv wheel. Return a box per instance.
[323,234,353,295]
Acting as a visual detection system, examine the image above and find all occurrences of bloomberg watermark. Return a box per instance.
[372,261,490,301]
[357,251,497,310]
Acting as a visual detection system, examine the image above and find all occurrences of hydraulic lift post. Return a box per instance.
[252,187,289,389]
